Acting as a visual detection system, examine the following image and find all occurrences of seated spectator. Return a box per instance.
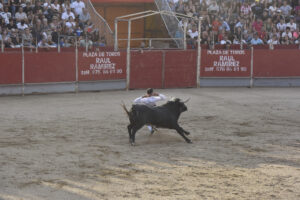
[65,16,76,30]
[277,18,286,32]
[0,7,11,25]
[15,7,27,22]
[7,18,16,29]
[282,27,293,39]
[293,27,300,40]
[251,32,264,45]
[61,7,75,21]
[22,27,33,47]
[286,17,297,31]
[220,35,232,45]
[17,20,28,31]
[9,28,21,47]
[71,0,85,17]
[267,34,280,45]
[281,35,292,44]
[252,17,263,33]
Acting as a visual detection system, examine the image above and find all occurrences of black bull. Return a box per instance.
[122,98,191,145]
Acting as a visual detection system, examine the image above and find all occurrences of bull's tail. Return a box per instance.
[121,101,130,118]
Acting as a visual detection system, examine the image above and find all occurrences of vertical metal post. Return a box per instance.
[114,19,118,51]
[22,37,25,96]
[1,39,4,53]
[75,37,79,93]
[240,33,243,50]
[58,34,61,53]
[35,36,38,53]
[183,21,187,50]
[196,17,202,88]
[126,20,132,90]
[250,46,254,88]
[85,35,88,52]
[149,39,152,48]
[162,50,165,88]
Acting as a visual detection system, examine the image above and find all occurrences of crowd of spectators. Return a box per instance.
[169,0,300,47]
[0,0,105,48]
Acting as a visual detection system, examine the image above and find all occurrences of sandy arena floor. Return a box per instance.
[0,88,300,200]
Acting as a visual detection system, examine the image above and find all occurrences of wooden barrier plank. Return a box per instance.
[25,52,76,83]
[130,51,163,89]
[164,50,197,88]
[0,53,22,85]
[254,49,300,77]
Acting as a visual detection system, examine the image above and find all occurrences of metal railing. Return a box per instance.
[83,0,114,46]
[154,0,184,48]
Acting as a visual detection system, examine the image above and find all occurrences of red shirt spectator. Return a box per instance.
[252,18,263,33]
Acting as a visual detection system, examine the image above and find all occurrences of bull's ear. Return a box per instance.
[175,98,180,103]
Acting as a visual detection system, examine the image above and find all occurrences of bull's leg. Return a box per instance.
[175,125,192,143]
[127,124,133,143]
[131,124,144,146]
[178,127,190,135]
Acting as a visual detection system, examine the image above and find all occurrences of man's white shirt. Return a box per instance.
[134,94,166,107]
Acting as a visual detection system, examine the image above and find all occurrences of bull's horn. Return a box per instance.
[182,98,190,103]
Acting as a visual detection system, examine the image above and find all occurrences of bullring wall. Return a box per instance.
[0,47,300,95]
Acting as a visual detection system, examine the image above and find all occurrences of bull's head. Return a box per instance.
[172,98,188,113]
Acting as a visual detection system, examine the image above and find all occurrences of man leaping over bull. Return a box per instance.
[133,88,166,134]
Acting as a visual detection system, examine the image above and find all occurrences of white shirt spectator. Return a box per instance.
[17,22,28,30]
[51,3,60,12]
[269,5,277,13]
[241,4,251,15]
[277,22,286,32]
[282,31,292,39]
[286,22,297,32]
[0,3,3,10]
[61,11,75,20]
[267,38,279,45]
[66,21,76,28]
[0,10,9,24]
[280,5,292,16]
[71,0,85,16]
[187,29,198,39]
[15,11,27,21]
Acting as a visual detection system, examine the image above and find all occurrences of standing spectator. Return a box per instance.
[269,1,278,15]
[252,1,264,18]
[71,0,85,17]
[79,8,90,28]
[241,2,252,17]
[208,1,219,15]
[280,0,292,17]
